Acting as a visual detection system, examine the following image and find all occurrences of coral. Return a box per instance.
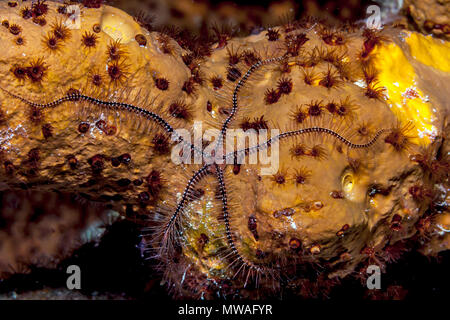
[403,0,450,39]
[0,1,448,299]
[0,190,108,277]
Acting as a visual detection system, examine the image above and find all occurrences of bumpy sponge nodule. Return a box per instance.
[0,1,448,299]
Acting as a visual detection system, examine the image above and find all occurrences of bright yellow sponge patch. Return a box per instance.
[406,32,450,73]
[372,42,436,144]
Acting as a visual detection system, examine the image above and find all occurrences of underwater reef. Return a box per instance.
[0,0,448,299]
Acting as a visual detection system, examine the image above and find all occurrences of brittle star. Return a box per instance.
[1,50,387,285]
[155,53,388,283]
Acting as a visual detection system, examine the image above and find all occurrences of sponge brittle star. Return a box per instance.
[0,24,391,291]
[1,45,388,287]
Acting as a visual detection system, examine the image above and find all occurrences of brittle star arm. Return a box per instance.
[214,163,271,286]
[157,164,211,256]
[224,127,388,161]
[0,87,204,157]
[215,54,289,153]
